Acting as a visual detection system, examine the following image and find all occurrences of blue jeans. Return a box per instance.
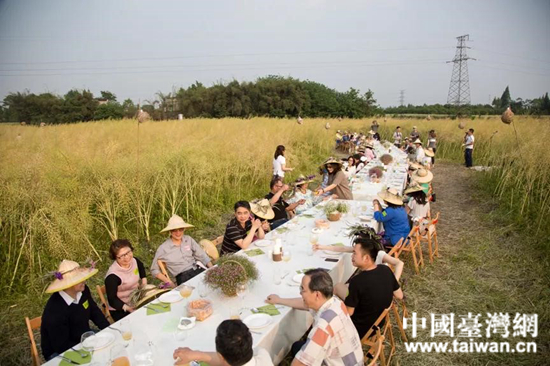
[465,149,473,167]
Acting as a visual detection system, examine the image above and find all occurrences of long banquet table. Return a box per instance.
[43,200,379,366]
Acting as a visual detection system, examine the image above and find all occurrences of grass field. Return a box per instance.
[0,116,548,365]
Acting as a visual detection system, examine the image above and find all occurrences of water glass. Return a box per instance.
[273,267,282,285]
[282,249,292,262]
[119,319,132,345]
[110,345,130,366]
[198,282,208,298]
[306,245,314,256]
[80,331,95,354]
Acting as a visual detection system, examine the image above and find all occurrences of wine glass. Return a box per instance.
[80,331,95,356]
[236,283,247,311]
[273,267,282,285]
[309,233,319,246]
[110,345,130,366]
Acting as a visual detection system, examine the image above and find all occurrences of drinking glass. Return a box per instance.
[236,283,247,310]
[309,233,319,246]
[179,285,193,299]
[198,281,208,298]
[229,305,241,320]
[306,245,314,256]
[282,249,292,262]
[80,331,95,355]
[134,332,154,366]
[110,345,130,366]
[273,267,282,285]
[119,319,132,346]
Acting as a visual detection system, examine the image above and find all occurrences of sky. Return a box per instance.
[0,0,548,107]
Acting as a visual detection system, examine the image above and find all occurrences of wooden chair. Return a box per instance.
[391,298,409,343]
[158,259,172,282]
[199,236,222,263]
[25,316,42,366]
[415,212,440,263]
[397,226,424,274]
[361,307,395,366]
[95,285,115,324]
[365,333,385,366]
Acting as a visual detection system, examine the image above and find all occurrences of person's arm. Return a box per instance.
[173,348,224,366]
[43,306,73,357]
[344,277,360,317]
[313,245,353,253]
[391,268,404,300]
[268,184,288,205]
[291,359,308,366]
[265,294,308,310]
[105,274,125,311]
[135,257,148,286]
[233,219,262,250]
[286,199,304,212]
[150,245,174,286]
[382,254,404,281]
[281,163,293,172]
[86,287,109,329]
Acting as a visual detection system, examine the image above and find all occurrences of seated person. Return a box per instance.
[173,319,273,366]
[405,183,431,223]
[220,201,266,255]
[374,188,410,246]
[266,269,363,366]
[249,198,274,232]
[287,175,324,215]
[337,234,403,339]
[266,177,304,229]
[151,215,213,286]
[105,239,147,321]
[41,260,109,361]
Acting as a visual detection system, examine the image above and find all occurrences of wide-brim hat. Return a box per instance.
[378,188,404,206]
[293,174,315,187]
[46,260,98,293]
[413,138,423,145]
[412,126,417,129]
[160,214,194,233]
[323,157,343,166]
[409,162,423,171]
[368,130,375,135]
[250,198,275,220]
[132,284,170,308]
[424,148,435,157]
[404,182,424,195]
[365,142,374,149]
[412,168,433,183]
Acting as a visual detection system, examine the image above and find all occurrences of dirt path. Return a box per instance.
[393,161,548,366]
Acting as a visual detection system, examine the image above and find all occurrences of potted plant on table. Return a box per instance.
[324,202,349,222]
[204,254,259,297]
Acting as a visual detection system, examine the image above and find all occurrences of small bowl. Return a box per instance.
[178,317,196,330]
[311,227,323,234]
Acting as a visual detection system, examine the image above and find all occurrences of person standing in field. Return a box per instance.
[427,130,437,165]
[272,145,293,180]
[464,129,475,167]
[410,126,420,140]
[393,126,403,147]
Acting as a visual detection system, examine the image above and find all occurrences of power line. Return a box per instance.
[447,34,476,106]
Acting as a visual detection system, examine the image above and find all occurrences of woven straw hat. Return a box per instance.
[199,239,220,261]
[46,260,98,293]
[378,188,404,206]
[132,284,170,308]
[412,168,433,183]
[293,174,315,187]
[413,138,423,145]
[424,148,435,157]
[368,130,375,135]
[250,198,275,220]
[409,162,423,170]
[404,182,424,195]
[160,214,194,233]
[323,157,343,166]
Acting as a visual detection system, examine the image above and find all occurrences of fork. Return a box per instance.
[145,305,161,313]
[56,354,82,365]
[108,326,122,334]
[70,347,87,359]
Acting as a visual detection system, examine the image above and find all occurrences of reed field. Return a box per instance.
[0,116,549,365]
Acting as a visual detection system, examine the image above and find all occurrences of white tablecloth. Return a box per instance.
[43,201,376,366]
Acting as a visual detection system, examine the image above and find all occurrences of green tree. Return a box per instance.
[122,99,138,118]
[60,89,98,123]
[500,86,512,110]
[94,102,124,120]
[100,91,117,102]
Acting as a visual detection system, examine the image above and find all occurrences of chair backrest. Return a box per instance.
[365,333,385,366]
[362,307,391,342]
[387,237,404,259]
[25,316,42,366]
[96,285,114,324]
[431,212,440,225]
[158,259,171,281]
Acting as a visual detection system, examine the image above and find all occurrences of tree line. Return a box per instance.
[0,76,377,124]
[1,79,548,124]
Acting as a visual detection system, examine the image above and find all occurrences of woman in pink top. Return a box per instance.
[105,239,147,321]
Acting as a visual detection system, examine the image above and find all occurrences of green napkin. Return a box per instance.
[296,268,315,274]
[276,227,290,233]
[244,248,265,257]
[301,214,315,219]
[254,304,280,316]
[146,302,171,315]
[162,318,180,332]
[60,350,91,365]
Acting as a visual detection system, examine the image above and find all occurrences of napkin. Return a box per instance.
[244,248,265,257]
[300,214,315,219]
[296,268,315,274]
[60,350,91,366]
[253,304,281,316]
[146,302,171,315]
[276,227,290,233]
[328,243,345,247]
[162,318,180,333]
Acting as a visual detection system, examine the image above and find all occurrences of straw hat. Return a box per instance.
[46,260,98,293]
[411,168,433,183]
[365,142,374,149]
[377,188,404,206]
[293,174,315,187]
[250,198,275,220]
[424,148,435,157]
[323,157,343,166]
[132,284,170,308]
[368,130,375,135]
[199,239,220,262]
[409,162,423,170]
[413,138,423,145]
[412,126,417,129]
[404,182,424,195]
[160,214,194,233]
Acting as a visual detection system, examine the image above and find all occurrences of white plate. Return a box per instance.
[254,239,271,247]
[82,332,115,351]
[292,273,305,284]
[359,215,371,222]
[242,313,272,329]
[158,291,183,303]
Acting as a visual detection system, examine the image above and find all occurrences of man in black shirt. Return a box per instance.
[41,260,109,360]
[344,238,403,339]
[265,177,304,230]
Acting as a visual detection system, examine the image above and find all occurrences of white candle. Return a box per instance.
[274,239,282,254]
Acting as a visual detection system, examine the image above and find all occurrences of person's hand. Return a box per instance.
[312,244,325,251]
[298,199,306,205]
[315,188,323,196]
[266,294,281,305]
[282,184,290,191]
[173,347,195,365]
[122,304,135,313]
[261,221,270,231]
[252,219,262,229]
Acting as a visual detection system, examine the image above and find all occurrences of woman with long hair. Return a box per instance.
[315,157,353,200]
[272,145,293,179]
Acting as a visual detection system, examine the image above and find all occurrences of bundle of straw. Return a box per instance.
[501,107,514,124]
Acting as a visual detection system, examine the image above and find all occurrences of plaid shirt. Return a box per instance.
[296,297,364,366]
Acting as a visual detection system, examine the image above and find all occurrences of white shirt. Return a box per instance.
[59,290,83,306]
[465,135,474,149]
[393,131,402,144]
[408,200,431,220]
[415,147,426,162]
[242,348,273,366]
[272,155,286,177]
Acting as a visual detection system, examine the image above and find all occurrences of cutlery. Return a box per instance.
[145,305,161,313]
[250,330,262,335]
[108,326,122,334]
[281,271,290,279]
[56,354,82,365]
[70,347,87,358]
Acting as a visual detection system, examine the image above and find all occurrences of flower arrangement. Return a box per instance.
[368,166,384,179]
[380,154,394,165]
[324,202,349,221]
[204,254,259,297]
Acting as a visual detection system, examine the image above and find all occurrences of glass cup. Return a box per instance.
[198,282,208,298]
[282,249,292,262]
[119,319,132,346]
[174,328,188,342]
[229,306,241,320]
[110,345,130,366]
[179,285,193,299]
[273,267,282,285]
[306,245,314,256]
[309,233,319,246]
[134,331,154,366]
[80,331,95,355]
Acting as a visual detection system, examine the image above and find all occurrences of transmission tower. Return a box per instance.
[399,90,405,106]
[447,34,475,106]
